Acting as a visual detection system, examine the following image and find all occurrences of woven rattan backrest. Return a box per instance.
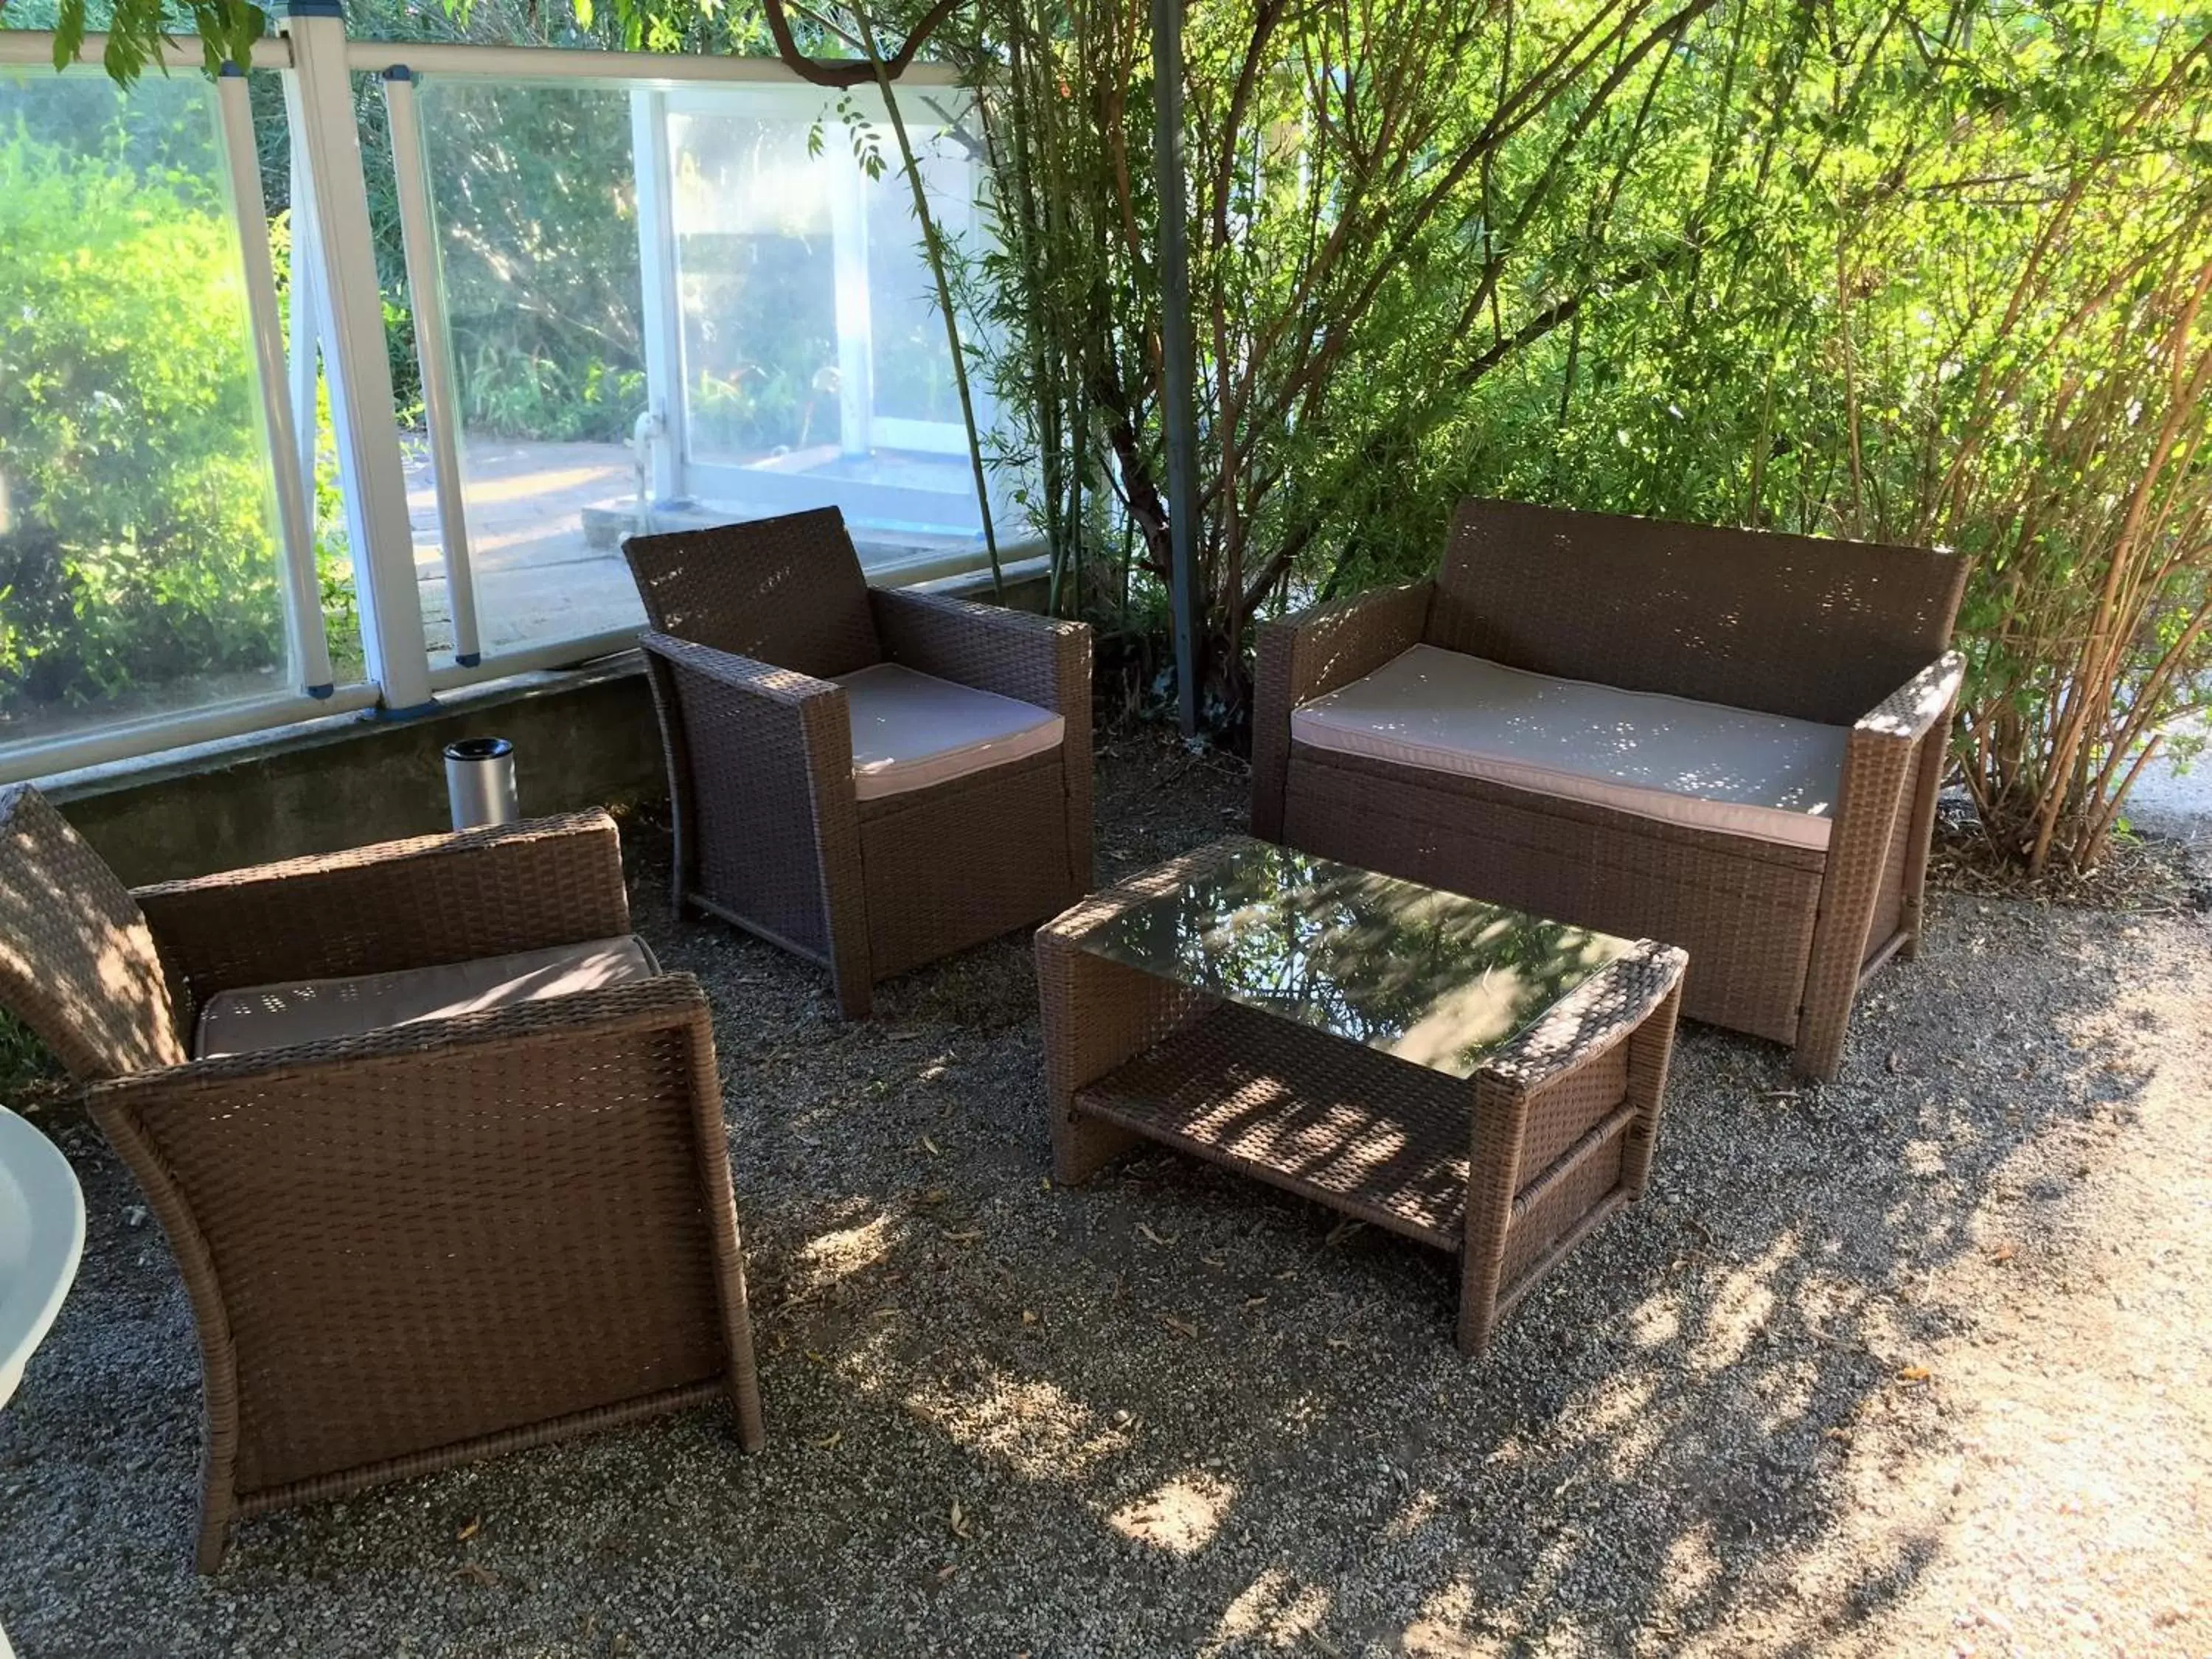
[0,785,186,1081]
[1430,498,1966,725]
[622,506,883,677]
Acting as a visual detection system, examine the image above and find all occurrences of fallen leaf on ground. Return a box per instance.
[1021,1309,1040,1325]
[921,1135,942,1156]
[942,1228,982,1244]
[1138,1223,1179,1248]
[1895,1365,1932,1385]
[1161,1315,1200,1338]
[456,1516,481,1543]
[1990,1242,2017,1264]
[808,1431,843,1450]
[948,1499,972,1540]
[458,1561,499,1588]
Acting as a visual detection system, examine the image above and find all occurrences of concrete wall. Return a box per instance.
[47,562,1053,886]
[54,663,665,887]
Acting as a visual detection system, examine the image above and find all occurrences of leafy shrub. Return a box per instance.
[0,130,288,728]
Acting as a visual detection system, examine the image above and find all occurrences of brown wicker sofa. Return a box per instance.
[625,507,1093,1018]
[0,787,763,1570]
[1251,498,1966,1080]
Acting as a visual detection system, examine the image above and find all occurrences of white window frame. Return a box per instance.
[0,21,1009,787]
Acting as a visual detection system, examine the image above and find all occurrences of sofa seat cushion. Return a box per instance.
[1292,644,1848,851]
[835,662,1065,802]
[194,936,659,1059]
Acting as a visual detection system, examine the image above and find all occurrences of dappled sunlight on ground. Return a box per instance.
[1,738,2206,1655]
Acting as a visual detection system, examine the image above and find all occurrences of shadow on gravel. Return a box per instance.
[1,731,2173,1657]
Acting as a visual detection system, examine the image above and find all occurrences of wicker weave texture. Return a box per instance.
[0,784,185,1079]
[1431,498,1968,725]
[132,810,634,1015]
[624,509,1092,1016]
[625,506,883,678]
[1037,841,1687,1354]
[1282,751,1821,1044]
[0,793,766,1571]
[1251,500,1967,1079]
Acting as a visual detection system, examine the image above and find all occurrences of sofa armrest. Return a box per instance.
[1855,650,1966,745]
[1792,650,1966,1082]
[1251,580,1434,840]
[136,810,633,1009]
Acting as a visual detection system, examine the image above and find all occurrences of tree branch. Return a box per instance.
[759,0,962,88]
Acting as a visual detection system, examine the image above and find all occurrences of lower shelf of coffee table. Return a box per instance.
[1071,1001,1475,1249]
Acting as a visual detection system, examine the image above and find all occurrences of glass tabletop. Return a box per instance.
[1076,842,1636,1078]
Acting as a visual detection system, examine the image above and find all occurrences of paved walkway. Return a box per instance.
[403,439,645,656]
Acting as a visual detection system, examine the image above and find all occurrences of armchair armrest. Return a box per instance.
[640,629,846,713]
[872,587,1094,894]
[1251,580,1434,839]
[637,630,868,1006]
[1855,650,1966,745]
[135,810,633,1009]
[869,586,1091,724]
[89,973,715,1117]
[84,970,762,1565]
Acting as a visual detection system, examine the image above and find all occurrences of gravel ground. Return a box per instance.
[4,731,2208,1657]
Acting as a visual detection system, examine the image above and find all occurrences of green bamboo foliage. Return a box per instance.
[957,0,2212,869]
[29,0,2212,870]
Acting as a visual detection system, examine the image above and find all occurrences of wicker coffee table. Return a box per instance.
[1036,838,1687,1354]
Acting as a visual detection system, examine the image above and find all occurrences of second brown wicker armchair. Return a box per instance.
[624,507,1093,1018]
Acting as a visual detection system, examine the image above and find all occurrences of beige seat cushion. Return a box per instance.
[1292,644,1848,852]
[195,936,660,1059]
[833,662,1065,802]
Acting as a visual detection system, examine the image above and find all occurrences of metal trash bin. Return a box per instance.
[444,737,518,831]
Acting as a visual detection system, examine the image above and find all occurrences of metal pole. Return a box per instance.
[381,66,483,667]
[281,0,437,717]
[629,88,684,505]
[1152,0,1203,738]
[215,62,335,697]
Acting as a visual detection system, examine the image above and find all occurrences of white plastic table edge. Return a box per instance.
[0,1107,86,1411]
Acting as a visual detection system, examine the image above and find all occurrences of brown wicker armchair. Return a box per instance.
[0,787,764,1571]
[1251,498,1966,1081]
[623,507,1093,1018]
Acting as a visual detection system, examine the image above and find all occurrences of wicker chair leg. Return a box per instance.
[192,1497,232,1576]
[1898,726,1948,963]
[726,1331,767,1453]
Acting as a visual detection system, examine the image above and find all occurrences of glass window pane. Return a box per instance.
[404,77,1021,664]
[667,91,999,549]
[0,68,300,754]
[411,77,651,658]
